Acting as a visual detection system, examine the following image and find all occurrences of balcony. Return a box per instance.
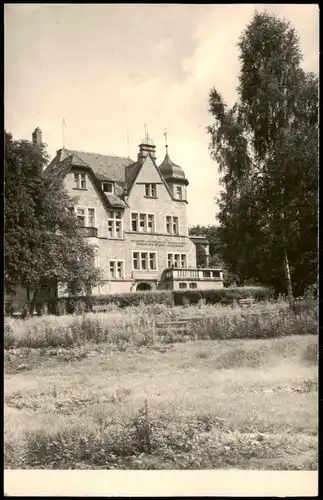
[161,267,223,281]
[80,226,98,237]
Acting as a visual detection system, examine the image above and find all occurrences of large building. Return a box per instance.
[13,128,224,303]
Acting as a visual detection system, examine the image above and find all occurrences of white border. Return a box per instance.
[4,471,318,497]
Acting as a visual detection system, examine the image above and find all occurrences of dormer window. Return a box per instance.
[102,182,114,194]
[176,186,183,200]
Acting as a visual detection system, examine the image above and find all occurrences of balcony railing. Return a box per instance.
[161,267,223,281]
[80,226,98,237]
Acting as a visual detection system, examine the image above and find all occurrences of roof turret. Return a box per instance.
[158,147,188,185]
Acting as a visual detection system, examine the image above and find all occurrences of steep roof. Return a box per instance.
[43,144,188,208]
[125,160,143,191]
[43,149,130,209]
[66,149,133,182]
[44,149,133,182]
[158,149,188,185]
[125,153,179,201]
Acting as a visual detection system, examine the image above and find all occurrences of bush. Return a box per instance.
[173,286,273,306]
[4,322,15,349]
[4,301,18,317]
[90,291,174,309]
[8,288,274,317]
[32,291,174,315]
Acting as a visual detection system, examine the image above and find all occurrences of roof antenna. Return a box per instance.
[164,128,168,153]
[126,127,130,158]
[144,123,148,143]
[62,118,67,148]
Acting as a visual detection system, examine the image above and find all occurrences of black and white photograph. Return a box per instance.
[4,3,318,497]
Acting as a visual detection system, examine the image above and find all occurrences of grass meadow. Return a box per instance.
[4,300,318,470]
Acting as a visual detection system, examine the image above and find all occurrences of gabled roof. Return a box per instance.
[66,149,133,182]
[125,160,143,192]
[43,149,128,209]
[69,153,89,167]
[43,144,188,208]
[125,153,177,201]
[44,154,73,184]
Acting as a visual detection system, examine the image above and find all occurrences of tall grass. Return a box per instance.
[5,395,318,470]
[4,300,317,350]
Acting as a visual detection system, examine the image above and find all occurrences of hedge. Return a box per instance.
[45,290,174,315]
[173,286,274,306]
[5,286,274,316]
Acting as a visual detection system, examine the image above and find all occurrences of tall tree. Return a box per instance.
[208,10,318,301]
[4,131,102,308]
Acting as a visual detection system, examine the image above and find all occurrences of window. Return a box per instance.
[179,282,187,289]
[166,216,179,235]
[117,261,123,278]
[167,253,187,268]
[74,173,87,189]
[203,271,211,278]
[141,252,148,270]
[115,220,122,237]
[166,216,172,234]
[149,253,156,270]
[131,213,155,233]
[147,214,154,233]
[212,271,221,278]
[107,211,123,238]
[108,221,114,238]
[109,261,124,279]
[109,261,116,278]
[133,252,140,270]
[145,183,157,198]
[133,251,157,271]
[176,186,183,200]
[75,207,96,227]
[102,182,114,194]
[139,214,146,232]
[76,208,86,226]
[88,209,95,227]
[80,174,86,189]
[189,282,197,289]
[132,213,138,231]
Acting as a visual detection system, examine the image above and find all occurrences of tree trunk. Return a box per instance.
[283,248,295,308]
[280,187,294,308]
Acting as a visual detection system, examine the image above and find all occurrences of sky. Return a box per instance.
[5,4,319,226]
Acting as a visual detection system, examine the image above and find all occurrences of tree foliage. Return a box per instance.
[189,225,223,264]
[208,10,318,296]
[4,131,102,301]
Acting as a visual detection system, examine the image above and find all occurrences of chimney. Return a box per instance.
[32,127,42,146]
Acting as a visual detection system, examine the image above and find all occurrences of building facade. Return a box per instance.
[43,128,223,294]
